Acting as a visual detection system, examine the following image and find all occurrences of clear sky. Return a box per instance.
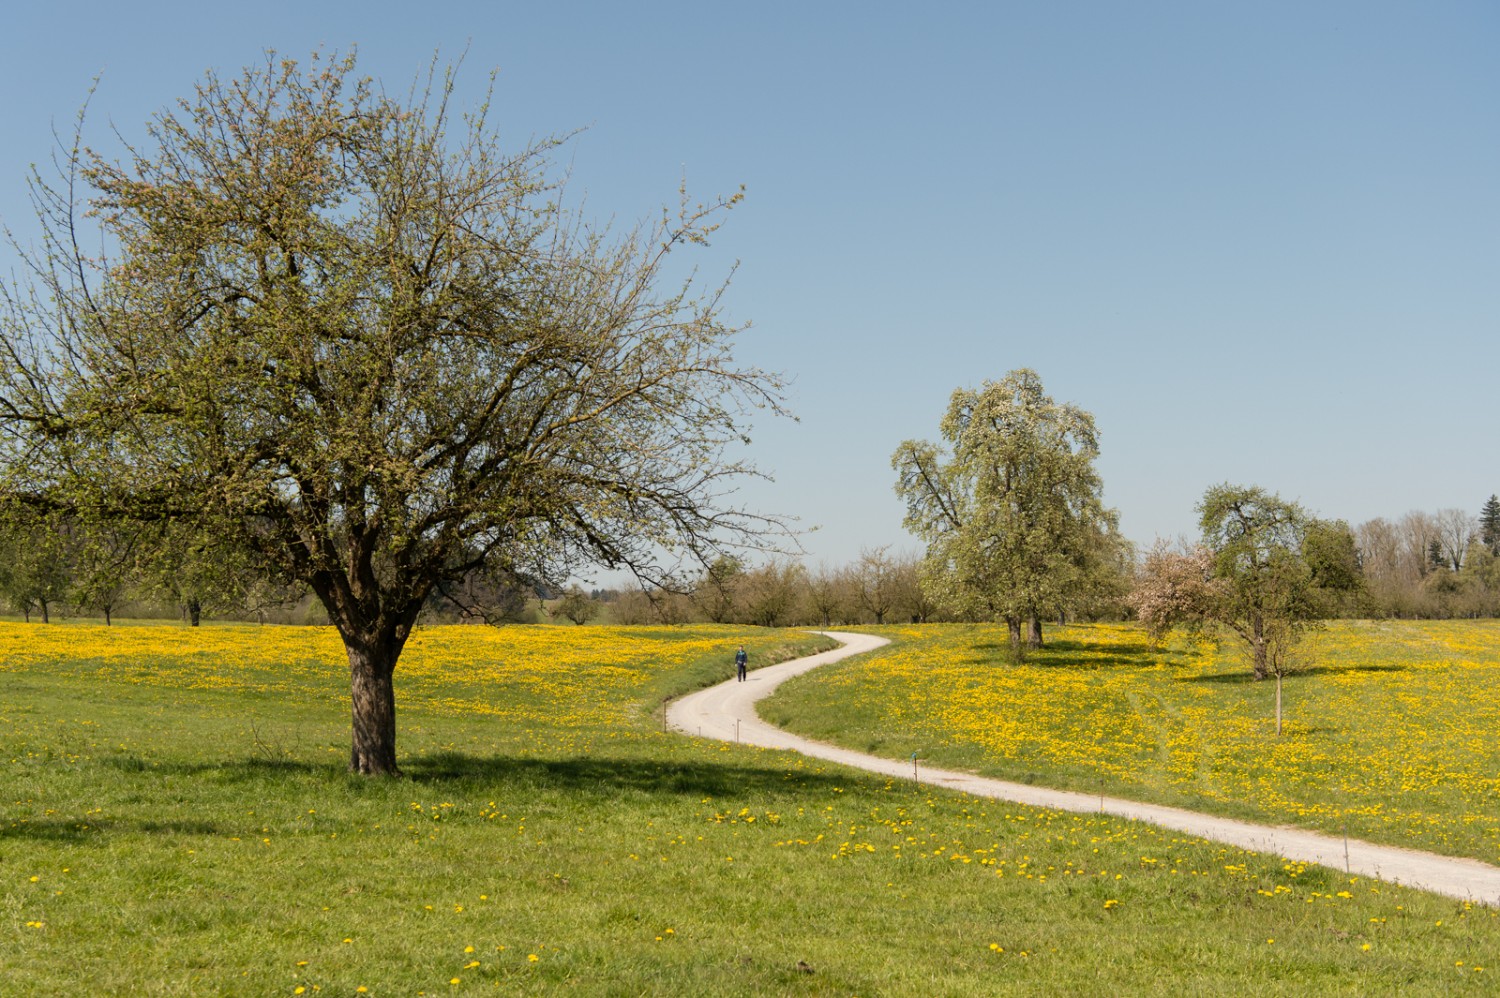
[2,2,1495,573]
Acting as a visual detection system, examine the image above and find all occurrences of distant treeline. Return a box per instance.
[4,498,1498,627]
[1347,497,1500,617]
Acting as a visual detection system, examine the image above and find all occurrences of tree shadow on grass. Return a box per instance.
[403,750,867,800]
[964,639,1160,670]
[0,817,223,843]
[1176,663,1409,685]
[100,754,323,780]
[3,752,863,843]
[87,748,869,803]
[1038,639,1160,665]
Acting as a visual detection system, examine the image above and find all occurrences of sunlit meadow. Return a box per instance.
[765,620,1500,866]
[3,619,1497,994]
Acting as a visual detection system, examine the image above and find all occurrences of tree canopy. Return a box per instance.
[0,52,785,773]
[892,369,1118,649]
[1197,483,1318,684]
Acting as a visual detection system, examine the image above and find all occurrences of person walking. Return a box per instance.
[735,645,748,682]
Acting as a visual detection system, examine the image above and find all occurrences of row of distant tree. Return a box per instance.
[605,544,1129,629]
[0,512,308,625]
[629,501,1500,632]
[1349,499,1500,617]
[5,481,1497,633]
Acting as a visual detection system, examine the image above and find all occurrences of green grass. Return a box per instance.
[2,621,1497,994]
[763,620,1500,867]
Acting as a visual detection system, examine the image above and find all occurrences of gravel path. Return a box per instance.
[667,630,1500,906]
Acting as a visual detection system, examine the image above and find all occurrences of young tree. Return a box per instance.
[889,551,938,623]
[65,517,141,625]
[0,507,70,622]
[805,564,852,628]
[851,546,898,625]
[892,369,1114,650]
[693,556,745,624]
[552,587,598,625]
[0,53,785,774]
[738,560,805,627]
[136,521,257,626]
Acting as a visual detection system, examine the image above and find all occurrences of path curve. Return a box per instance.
[668,630,1500,906]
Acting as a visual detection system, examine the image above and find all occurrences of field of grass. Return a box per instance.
[764,620,1500,867]
[3,620,1498,994]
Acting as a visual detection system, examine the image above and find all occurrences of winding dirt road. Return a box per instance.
[667,630,1500,906]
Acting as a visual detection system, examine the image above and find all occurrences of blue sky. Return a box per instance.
[2,2,1496,572]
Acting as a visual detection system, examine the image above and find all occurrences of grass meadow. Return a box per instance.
[2,619,1497,995]
[764,620,1500,867]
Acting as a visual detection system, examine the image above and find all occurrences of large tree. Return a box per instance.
[1196,484,1339,734]
[1198,485,1313,675]
[0,53,785,774]
[892,369,1114,649]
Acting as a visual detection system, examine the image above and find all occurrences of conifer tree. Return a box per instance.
[1480,494,1500,556]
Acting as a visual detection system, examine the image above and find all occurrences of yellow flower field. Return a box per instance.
[0,621,800,729]
[768,620,1500,864]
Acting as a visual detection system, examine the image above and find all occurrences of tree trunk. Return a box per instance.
[1028,614,1043,649]
[1006,616,1022,649]
[104,606,112,626]
[1251,614,1268,680]
[348,638,400,776]
[40,599,50,624]
[187,599,202,627]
